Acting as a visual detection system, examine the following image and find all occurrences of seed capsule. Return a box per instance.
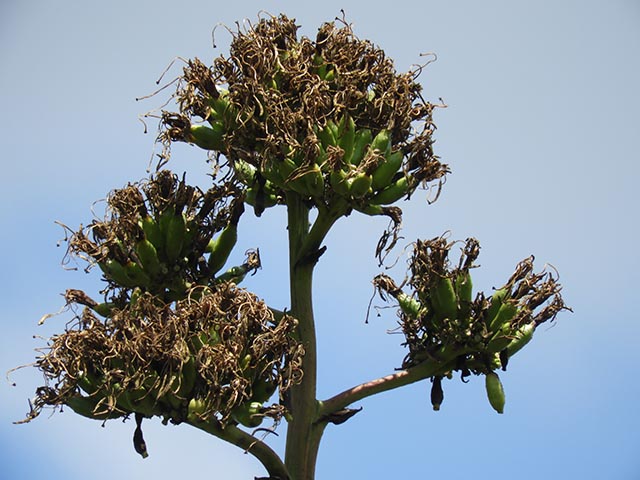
[430,376,444,411]
[485,372,505,414]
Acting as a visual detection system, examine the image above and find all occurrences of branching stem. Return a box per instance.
[187,418,290,479]
[319,359,456,417]
[283,193,345,480]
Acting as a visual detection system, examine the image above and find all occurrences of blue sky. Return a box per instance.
[1,1,639,479]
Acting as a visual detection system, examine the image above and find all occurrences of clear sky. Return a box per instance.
[1,1,639,479]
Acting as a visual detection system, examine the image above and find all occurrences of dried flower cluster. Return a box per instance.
[375,236,570,374]
[159,14,448,218]
[21,170,303,431]
[65,170,250,303]
[24,284,303,426]
[166,15,439,163]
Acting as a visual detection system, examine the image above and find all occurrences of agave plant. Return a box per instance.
[18,14,570,480]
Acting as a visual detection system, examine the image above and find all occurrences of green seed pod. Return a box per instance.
[113,385,136,413]
[157,206,175,238]
[326,120,339,144]
[232,401,264,428]
[371,150,404,191]
[251,377,278,404]
[338,114,356,164]
[208,90,234,125]
[485,372,505,414]
[347,172,373,199]
[187,398,207,422]
[207,223,238,275]
[77,371,101,395]
[279,157,300,179]
[260,161,286,187]
[193,326,221,352]
[124,386,158,417]
[178,358,197,399]
[129,287,142,307]
[140,215,164,255]
[370,175,410,205]
[135,239,162,278]
[164,213,186,263]
[240,353,252,372]
[123,261,152,289]
[318,121,338,148]
[286,170,313,197]
[506,322,535,357]
[369,129,391,156]
[215,265,251,285]
[65,395,100,419]
[329,169,351,197]
[455,271,473,304]
[207,97,227,123]
[117,390,139,414]
[267,76,278,90]
[486,334,513,354]
[488,301,519,334]
[323,68,336,82]
[490,353,504,371]
[485,288,509,328]
[355,203,384,216]
[233,159,257,187]
[350,129,373,166]
[302,164,325,198]
[455,270,474,319]
[99,259,137,288]
[189,123,225,151]
[430,277,458,321]
[396,291,423,318]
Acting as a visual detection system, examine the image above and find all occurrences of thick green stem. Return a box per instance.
[191,193,454,479]
[283,193,319,480]
[283,194,344,480]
